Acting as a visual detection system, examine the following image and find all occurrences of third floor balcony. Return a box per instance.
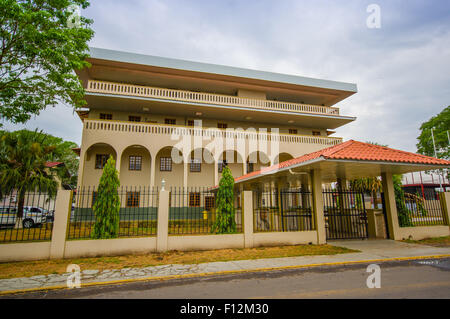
[86,79,343,117]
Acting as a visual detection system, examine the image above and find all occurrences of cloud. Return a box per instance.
[4,0,450,153]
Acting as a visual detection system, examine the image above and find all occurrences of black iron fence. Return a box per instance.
[0,190,55,243]
[169,187,242,235]
[323,188,368,239]
[397,190,447,227]
[68,186,159,239]
[253,187,314,232]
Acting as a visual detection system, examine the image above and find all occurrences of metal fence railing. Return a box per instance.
[68,186,159,239]
[0,190,55,243]
[253,187,314,232]
[169,187,242,235]
[323,188,368,240]
[397,190,447,227]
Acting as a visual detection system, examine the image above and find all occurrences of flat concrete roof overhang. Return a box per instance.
[84,92,356,130]
[235,157,450,187]
[76,47,358,107]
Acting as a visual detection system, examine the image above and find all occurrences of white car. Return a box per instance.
[0,206,48,228]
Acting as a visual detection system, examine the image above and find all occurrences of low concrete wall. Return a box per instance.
[167,234,244,251]
[0,242,51,262]
[64,237,157,259]
[398,226,450,241]
[253,231,318,247]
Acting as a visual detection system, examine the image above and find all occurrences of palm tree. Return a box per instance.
[0,130,60,228]
[349,177,382,208]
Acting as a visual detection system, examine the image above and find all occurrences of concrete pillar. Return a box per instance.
[150,156,156,187]
[381,172,401,240]
[214,161,219,186]
[157,189,170,252]
[243,190,254,248]
[50,190,72,259]
[311,169,326,244]
[183,161,188,188]
[76,147,86,188]
[439,192,450,226]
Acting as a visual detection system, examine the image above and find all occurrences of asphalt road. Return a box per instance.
[3,258,450,299]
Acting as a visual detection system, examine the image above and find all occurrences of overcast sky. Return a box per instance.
[3,0,450,153]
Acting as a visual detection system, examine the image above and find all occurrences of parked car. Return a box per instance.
[0,206,48,228]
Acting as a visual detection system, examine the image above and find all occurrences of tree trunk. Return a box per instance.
[15,189,25,229]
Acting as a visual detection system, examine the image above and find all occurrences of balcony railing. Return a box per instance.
[84,119,343,146]
[86,80,340,116]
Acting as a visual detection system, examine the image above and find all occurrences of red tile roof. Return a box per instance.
[45,161,63,168]
[235,140,450,183]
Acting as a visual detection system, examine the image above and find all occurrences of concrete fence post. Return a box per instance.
[157,189,170,252]
[439,192,450,226]
[243,190,254,248]
[49,190,72,259]
[311,169,326,244]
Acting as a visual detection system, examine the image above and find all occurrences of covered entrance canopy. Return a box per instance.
[234,140,450,187]
[231,140,450,243]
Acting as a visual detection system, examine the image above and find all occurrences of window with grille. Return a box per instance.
[160,157,172,171]
[165,118,176,125]
[190,158,201,172]
[189,192,201,207]
[95,154,110,169]
[129,155,142,171]
[126,192,140,207]
[312,131,321,136]
[218,160,227,173]
[247,162,254,174]
[289,129,298,135]
[100,113,112,120]
[129,115,141,122]
[217,123,228,129]
[205,196,215,210]
[187,120,195,126]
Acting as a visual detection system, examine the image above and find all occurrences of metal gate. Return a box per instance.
[323,189,368,240]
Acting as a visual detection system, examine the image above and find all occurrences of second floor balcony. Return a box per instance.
[86,80,342,117]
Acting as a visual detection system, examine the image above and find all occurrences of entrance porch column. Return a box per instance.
[381,172,401,240]
[311,168,326,244]
[214,161,219,186]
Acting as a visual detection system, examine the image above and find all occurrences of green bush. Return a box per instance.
[91,157,121,239]
[211,166,236,234]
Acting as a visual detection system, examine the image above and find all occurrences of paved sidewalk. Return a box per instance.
[1,239,449,294]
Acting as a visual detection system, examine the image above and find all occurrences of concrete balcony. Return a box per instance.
[86,80,340,116]
[79,119,343,189]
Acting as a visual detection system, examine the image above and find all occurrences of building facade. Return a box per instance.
[75,47,357,190]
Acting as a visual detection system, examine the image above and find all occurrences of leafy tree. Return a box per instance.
[211,166,236,234]
[0,0,94,124]
[416,106,450,160]
[392,174,413,227]
[0,129,60,225]
[91,157,120,239]
[1,129,79,187]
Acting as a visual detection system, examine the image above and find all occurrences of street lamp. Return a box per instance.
[431,128,444,191]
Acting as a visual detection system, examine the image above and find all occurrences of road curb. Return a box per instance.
[1,254,449,296]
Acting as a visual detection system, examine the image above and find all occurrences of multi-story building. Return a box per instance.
[75,47,357,189]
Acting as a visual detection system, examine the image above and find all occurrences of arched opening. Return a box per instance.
[82,143,117,187]
[187,148,215,186]
[218,150,244,179]
[155,146,184,188]
[246,151,270,174]
[274,152,294,165]
[120,145,152,187]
